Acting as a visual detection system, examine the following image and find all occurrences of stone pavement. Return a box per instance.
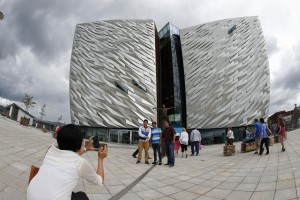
[0,117,300,200]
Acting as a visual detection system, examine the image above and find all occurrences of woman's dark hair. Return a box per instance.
[279,118,285,127]
[259,118,265,123]
[57,124,83,152]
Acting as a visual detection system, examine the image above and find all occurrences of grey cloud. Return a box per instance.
[1,0,300,122]
[272,42,300,91]
[265,36,279,56]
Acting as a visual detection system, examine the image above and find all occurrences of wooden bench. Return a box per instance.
[224,145,235,156]
[241,142,256,152]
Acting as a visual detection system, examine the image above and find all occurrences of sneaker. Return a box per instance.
[136,161,140,164]
[132,155,137,158]
[169,164,174,168]
[265,152,269,155]
[158,162,162,165]
[164,163,169,165]
[152,161,156,165]
[254,151,258,154]
[148,157,152,159]
[145,161,149,164]
[190,154,194,156]
[283,148,286,151]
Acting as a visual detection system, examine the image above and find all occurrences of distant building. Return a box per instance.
[5,103,57,131]
[268,110,293,130]
[6,103,35,126]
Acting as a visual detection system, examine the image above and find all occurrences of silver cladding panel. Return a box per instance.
[180,17,270,129]
[70,20,157,128]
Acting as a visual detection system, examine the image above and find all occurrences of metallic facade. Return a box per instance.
[180,17,270,129]
[70,20,158,128]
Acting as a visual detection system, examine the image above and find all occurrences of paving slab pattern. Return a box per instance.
[1,117,300,200]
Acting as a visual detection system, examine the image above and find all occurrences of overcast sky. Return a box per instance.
[0,0,299,123]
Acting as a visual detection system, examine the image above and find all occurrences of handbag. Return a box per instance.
[28,165,40,184]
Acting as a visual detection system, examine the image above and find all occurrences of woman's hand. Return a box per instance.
[98,145,107,159]
[86,136,96,151]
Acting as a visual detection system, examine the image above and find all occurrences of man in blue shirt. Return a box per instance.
[151,121,162,165]
[253,118,262,154]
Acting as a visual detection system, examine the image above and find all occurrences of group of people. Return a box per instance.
[225,117,286,156]
[134,119,203,167]
[253,117,286,155]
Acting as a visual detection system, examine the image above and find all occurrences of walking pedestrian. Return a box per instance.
[190,128,201,156]
[278,118,286,151]
[253,118,262,154]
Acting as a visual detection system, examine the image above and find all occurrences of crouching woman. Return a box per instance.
[27,124,107,200]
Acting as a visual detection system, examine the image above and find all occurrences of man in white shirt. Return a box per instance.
[190,128,201,156]
[27,124,107,200]
[137,119,152,164]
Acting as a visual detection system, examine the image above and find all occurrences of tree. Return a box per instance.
[39,104,46,120]
[57,115,62,123]
[22,93,36,113]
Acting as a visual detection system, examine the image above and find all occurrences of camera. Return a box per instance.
[93,136,100,149]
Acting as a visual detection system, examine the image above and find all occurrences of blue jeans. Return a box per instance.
[191,141,199,155]
[165,141,175,166]
[152,143,162,163]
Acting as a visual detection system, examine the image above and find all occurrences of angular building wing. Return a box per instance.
[70,20,158,128]
[180,17,270,129]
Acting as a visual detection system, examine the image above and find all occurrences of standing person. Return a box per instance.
[161,120,176,167]
[179,128,189,158]
[151,121,162,165]
[190,128,201,156]
[132,149,152,159]
[27,124,107,200]
[259,118,270,155]
[226,127,235,145]
[136,119,151,164]
[272,122,278,136]
[174,132,180,157]
[253,118,262,154]
[278,118,286,151]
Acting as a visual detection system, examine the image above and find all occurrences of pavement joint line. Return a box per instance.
[109,164,156,200]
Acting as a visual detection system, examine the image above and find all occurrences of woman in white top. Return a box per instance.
[179,128,189,158]
[27,124,107,200]
[226,127,234,145]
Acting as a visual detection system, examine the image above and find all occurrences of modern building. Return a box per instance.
[181,17,270,129]
[69,17,270,144]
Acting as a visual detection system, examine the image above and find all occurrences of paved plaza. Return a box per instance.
[0,117,300,200]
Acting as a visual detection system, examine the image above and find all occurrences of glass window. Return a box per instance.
[131,131,139,145]
[115,81,128,93]
[119,131,130,144]
[132,79,147,92]
[109,130,119,143]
